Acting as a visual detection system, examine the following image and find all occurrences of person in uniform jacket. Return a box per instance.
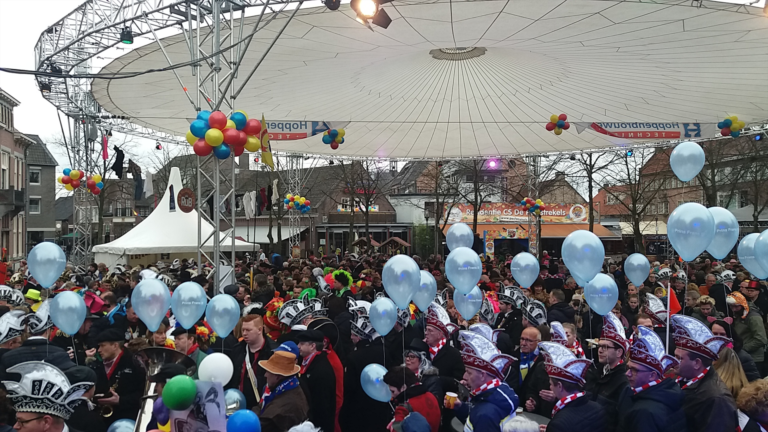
[584,313,630,430]
[64,366,107,432]
[307,317,344,432]
[226,314,275,410]
[618,325,687,432]
[91,327,146,426]
[424,302,465,395]
[495,285,525,357]
[0,300,66,381]
[671,315,737,432]
[519,327,553,417]
[51,312,100,366]
[538,341,606,432]
[296,330,337,432]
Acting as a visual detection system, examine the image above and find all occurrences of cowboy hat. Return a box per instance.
[258,351,300,376]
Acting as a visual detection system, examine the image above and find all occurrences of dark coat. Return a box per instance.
[617,378,687,432]
[385,325,423,369]
[454,383,519,432]
[51,330,90,366]
[681,368,737,432]
[584,362,629,431]
[91,349,145,425]
[299,352,337,432]
[520,355,553,418]
[429,343,465,395]
[546,395,606,432]
[547,302,575,324]
[340,338,392,432]
[333,311,354,366]
[0,338,67,381]
[257,384,310,432]
[495,309,523,356]
[226,338,276,410]
[67,400,107,432]
[708,283,732,316]
[419,365,444,404]
[737,349,761,382]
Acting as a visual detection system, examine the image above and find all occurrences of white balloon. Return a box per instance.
[198,352,234,384]
[446,223,474,251]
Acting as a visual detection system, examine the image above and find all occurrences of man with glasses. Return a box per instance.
[585,313,630,430]
[617,326,686,432]
[740,280,768,321]
[519,327,553,417]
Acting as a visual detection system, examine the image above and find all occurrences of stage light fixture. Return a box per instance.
[324,0,341,10]
[626,150,634,157]
[120,27,134,44]
[569,154,576,161]
[155,141,163,150]
[40,82,51,93]
[755,133,763,142]
[350,0,393,29]
[488,160,497,168]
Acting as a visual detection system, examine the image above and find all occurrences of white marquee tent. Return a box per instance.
[92,167,255,267]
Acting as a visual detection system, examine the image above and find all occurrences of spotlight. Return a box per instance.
[755,133,763,142]
[488,160,497,168]
[324,0,341,9]
[350,0,392,29]
[40,82,51,93]
[626,150,634,157]
[357,0,377,18]
[569,154,576,161]
[120,27,134,44]
[155,141,162,150]
[371,8,392,28]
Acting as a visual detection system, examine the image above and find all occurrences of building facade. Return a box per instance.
[25,135,58,251]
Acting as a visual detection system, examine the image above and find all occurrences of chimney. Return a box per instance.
[238,153,250,171]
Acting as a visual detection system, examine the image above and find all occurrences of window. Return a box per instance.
[341,197,351,211]
[648,204,656,215]
[739,190,749,208]
[1,153,8,189]
[29,168,41,185]
[658,201,669,214]
[29,197,41,214]
[15,158,22,190]
[465,174,474,183]
[450,174,458,183]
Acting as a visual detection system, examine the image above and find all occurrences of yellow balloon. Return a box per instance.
[205,128,224,146]
[735,121,745,130]
[236,110,248,120]
[728,116,738,123]
[536,199,543,205]
[70,170,81,180]
[554,128,563,135]
[335,136,343,144]
[299,197,306,205]
[338,129,345,138]
[550,115,559,123]
[92,174,102,183]
[65,184,74,191]
[57,176,63,184]
[226,120,236,129]
[286,194,293,199]
[245,135,261,152]
[186,130,197,145]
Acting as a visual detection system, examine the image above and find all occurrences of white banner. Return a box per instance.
[574,121,718,140]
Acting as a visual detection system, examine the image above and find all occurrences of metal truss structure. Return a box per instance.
[35,0,304,291]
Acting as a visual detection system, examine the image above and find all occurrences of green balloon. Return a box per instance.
[162,375,197,410]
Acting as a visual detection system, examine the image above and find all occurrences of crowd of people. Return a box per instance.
[0,249,767,432]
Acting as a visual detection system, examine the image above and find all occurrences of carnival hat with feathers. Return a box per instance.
[426,301,459,338]
[433,290,449,309]
[497,285,526,309]
[671,314,730,361]
[522,299,547,328]
[549,321,569,348]
[630,325,678,376]
[347,298,379,340]
[643,293,668,327]
[479,295,498,324]
[2,362,91,420]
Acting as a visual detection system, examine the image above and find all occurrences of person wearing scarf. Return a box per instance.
[172,324,208,379]
[256,350,309,432]
[296,329,336,432]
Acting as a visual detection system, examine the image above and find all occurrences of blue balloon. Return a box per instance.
[28,242,66,288]
[96,181,104,189]
[382,255,420,309]
[561,230,605,284]
[360,364,391,402]
[153,397,169,424]
[454,286,483,320]
[738,233,768,279]
[731,131,740,138]
[707,207,739,260]
[754,230,768,276]
[197,110,212,122]
[131,279,171,332]
[446,223,474,251]
[669,141,705,182]
[213,143,231,159]
[556,120,565,128]
[107,419,136,432]
[224,389,247,415]
[227,409,261,432]
[369,297,397,336]
[723,118,732,127]
[190,119,210,138]
[572,274,589,287]
[340,137,345,144]
[413,271,438,311]
[510,252,539,288]
[445,247,482,295]
[584,274,619,316]
[50,291,86,335]
[322,134,333,144]
[717,122,724,129]
[171,282,207,329]
[624,253,650,287]
[206,294,240,337]
[329,129,338,138]
[63,168,71,176]
[284,198,290,204]
[667,202,715,262]
[230,112,247,130]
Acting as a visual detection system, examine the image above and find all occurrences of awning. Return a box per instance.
[60,232,82,239]
[352,236,381,248]
[541,224,618,239]
[442,224,529,237]
[380,237,411,248]
[619,221,667,236]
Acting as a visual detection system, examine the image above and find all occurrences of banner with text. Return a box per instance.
[265,121,350,141]
[445,203,589,224]
[573,122,718,140]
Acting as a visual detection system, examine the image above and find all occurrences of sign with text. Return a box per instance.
[265,120,350,141]
[445,203,589,224]
[574,122,717,140]
[177,188,196,213]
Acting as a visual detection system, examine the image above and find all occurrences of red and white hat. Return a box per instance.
[539,341,592,386]
[459,329,515,380]
[629,326,678,376]
[671,315,730,361]
[550,321,569,348]
[643,293,668,327]
[601,312,629,354]
[426,302,459,338]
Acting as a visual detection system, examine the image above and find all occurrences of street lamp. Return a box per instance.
[423,208,431,255]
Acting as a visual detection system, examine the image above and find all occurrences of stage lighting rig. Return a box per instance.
[351,0,393,29]
[120,27,134,44]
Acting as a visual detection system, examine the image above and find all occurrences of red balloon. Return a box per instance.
[234,145,245,156]
[558,113,567,121]
[243,119,262,136]
[208,111,228,130]
[86,180,96,189]
[563,122,570,130]
[235,131,248,147]
[304,200,310,206]
[721,127,731,136]
[93,188,101,195]
[223,128,240,145]
[289,196,295,202]
[193,139,213,156]
[331,142,339,150]
[545,122,555,131]
[71,180,81,189]
[62,176,71,185]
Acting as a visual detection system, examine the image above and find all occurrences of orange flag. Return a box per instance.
[668,288,682,315]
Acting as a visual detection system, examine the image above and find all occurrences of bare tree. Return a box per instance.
[571,152,618,232]
[696,137,754,208]
[450,160,501,234]
[739,139,768,232]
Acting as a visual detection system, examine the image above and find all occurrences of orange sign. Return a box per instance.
[445,203,589,224]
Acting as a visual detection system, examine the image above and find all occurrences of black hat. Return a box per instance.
[296,329,324,344]
[94,327,125,344]
[407,338,430,355]
[64,366,97,387]
[222,284,239,297]
[149,363,188,383]
[171,326,195,337]
[307,317,339,348]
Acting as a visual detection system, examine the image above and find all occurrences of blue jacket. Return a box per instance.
[455,383,519,431]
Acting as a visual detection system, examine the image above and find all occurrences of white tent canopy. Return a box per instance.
[93,167,254,266]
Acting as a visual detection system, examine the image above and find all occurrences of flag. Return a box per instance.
[260,114,274,170]
[668,288,682,315]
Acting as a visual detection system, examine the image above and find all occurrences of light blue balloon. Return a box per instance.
[28,242,66,288]
[190,119,210,138]
[382,255,420,309]
[454,286,483,320]
[171,282,208,329]
[624,253,650,287]
[360,363,391,402]
[584,273,619,316]
[754,230,768,276]
[197,110,212,122]
[738,233,768,279]
[667,202,715,262]
[130,279,171,332]
[369,297,397,336]
[206,294,240,337]
[230,112,247,130]
[573,274,589,287]
[561,230,605,284]
[107,419,136,432]
[96,181,104,189]
[50,291,86,335]
[510,252,539,288]
[446,223,474,251]
[669,141,705,182]
[707,207,740,260]
[445,247,482,295]
[224,388,247,414]
[413,271,438,311]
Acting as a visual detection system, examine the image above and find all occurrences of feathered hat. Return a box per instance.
[539,341,592,386]
[522,299,547,327]
[278,292,327,328]
[2,362,91,420]
[479,294,498,324]
[26,299,54,334]
[347,298,379,340]
[497,285,526,308]
[671,315,730,361]
[629,326,678,376]
[549,321,569,348]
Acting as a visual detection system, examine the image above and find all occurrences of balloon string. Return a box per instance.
[72,335,79,366]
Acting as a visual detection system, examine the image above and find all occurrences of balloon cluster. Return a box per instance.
[519,197,547,215]
[187,110,262,159]
[321,128,345,150]
[545,114,570,136]
[718,116,745,138]
[284,194,311,213]
[58,169,103,195]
